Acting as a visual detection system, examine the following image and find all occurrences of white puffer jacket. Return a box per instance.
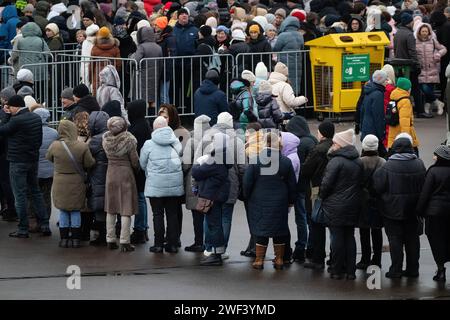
[268,71,307,113]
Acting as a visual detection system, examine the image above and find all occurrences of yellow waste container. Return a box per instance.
[305,32,390,115]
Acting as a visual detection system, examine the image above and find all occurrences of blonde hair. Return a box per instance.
[74,111,90,138]
[76,29,87,39]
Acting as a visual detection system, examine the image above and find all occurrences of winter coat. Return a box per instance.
[33,1,50,35]
[194,35,217,82]
[0,5,19,50]
[281,132,301,181]
[173,21,199,57]
[34,108,58,179]
[387,88,419,148]
[96,65,127,120]
[360,81,386,142]
[383,83,396,147]
[81,34,96,87]
[359,155,386,229]
[256,92,283,128]
[192,156,231,203]
[128,100,152,193]
[273,17,304,89]
[394,25,420,71]
[157,26,177,81]
[16,22,51,82]
[416,161,450,217]
[246,21,272,70]
[46,121,95,211]
[230,79,257,131]
[319,145,364,227]
[373,139,426,221]
[131,27,162,104]
[87,111,109,212]
[47,35,64,51]
[91,36,122,95]
[301,138,333,188]
[103,130,139,216]
[139,126,184,198]
[286,116,318,192]
[76,95,101,115]
[268,71,307,113]
[432,14,450,77]
[415,23,447,84]
[194,79,229,126]
[0,107,43,163]
[225,40,251,75]
[243,148,297,237]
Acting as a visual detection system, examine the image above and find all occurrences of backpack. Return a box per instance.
[229,90,255,121]
[203,45,222,71]
[386,97,409,126]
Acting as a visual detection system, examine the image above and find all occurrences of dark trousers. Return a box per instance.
[0,157,14,210]
[192,209,204,245]
[204,202,225,252]
[255,235,288,246]
[9,162,49,234]
[426,215,450,266]
[150,197,180,247]
[311,222,327,264]
[329,226,357,275]
[359,227,383,265]
[244,200,255,252]
[39,178,53,220]
[384,217,420,274]
[177,199,183,240]
[80,212,93,240]
[410,70,424,114]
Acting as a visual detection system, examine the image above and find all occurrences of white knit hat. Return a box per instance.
[217,112,233,128]
[241,70,256,83]
[86,24,99,36]
[137,19,151,30]
[231,29,246,42]
[362,134,379,152]
[333,128,355,147]
[255,62,268,80]
[17,68,34,83]
[24,95,37,109]
[253,16,268,32]
[258,80,272,93]
[395,132,413,144]
[45,23,59,35]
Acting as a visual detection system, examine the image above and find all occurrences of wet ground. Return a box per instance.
[0,116,449,300]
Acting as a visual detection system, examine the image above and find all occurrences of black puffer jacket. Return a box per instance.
[320,145,364,227]
[87,111,109,211]
[256,92,283,128]
[286,116,318,191]
[0,108,43,163]
[373,138,426,221]
[76,95,101,114]
[415,159,450,217]
[128,100,152,193]
[246,21,272,69]
[301,138,333,188]
[0,109,8,159]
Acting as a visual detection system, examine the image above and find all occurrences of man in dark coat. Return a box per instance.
[320,128,363,280]
[373,134,426,279]
[360,70,388,157]
[193,25,217,94]
[73,84,101,115]
[128,100,152,244]
[194,69,229,126]
[394,12,431,118]
[0,95,50,238]
[286,115,318,262]
[156,17,177,104]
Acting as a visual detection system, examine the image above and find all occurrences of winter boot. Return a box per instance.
[71,228,82,248]
[434,99,445,115]
[200,253,223,266]
[424,102,432,115]
[108,242,119,250]
[130,229,146,244]
[58,228,70,248]
[433,267,446,282]
[120,243,135,252]
[90,222,107,246]
[273,244,285,270]
[252,244,267,270]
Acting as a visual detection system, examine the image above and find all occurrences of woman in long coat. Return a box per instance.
[46,120,95,248]
[243,132,297,270]
[102,116,139,252]
[416,145,450,283]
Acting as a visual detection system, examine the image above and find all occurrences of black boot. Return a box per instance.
[80,213,92,241]
[433,268,446,282]
[90,222,107,246]
[58,228,70,248]
[292,248,305,263]
[2,208,17,222]
[200,253,223,266]
[130,229,146,244]
[71,228,82,248]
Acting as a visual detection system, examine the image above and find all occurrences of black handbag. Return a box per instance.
[60,141,92,198]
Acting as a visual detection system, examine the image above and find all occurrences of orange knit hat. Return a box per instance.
[155,16,168,30]
[249,24,260,34]
[97,26,111,38]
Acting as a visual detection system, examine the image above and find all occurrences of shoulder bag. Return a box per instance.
[60,141,92,198]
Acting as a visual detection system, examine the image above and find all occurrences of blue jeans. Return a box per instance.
[9,162,49,234]
[134,192,148,232]
[59,210,81,228]
[160,80,171,104]
[205,203,234,251]
[204,202,226,254]
[420,83,436,103]
[294,192,308,251]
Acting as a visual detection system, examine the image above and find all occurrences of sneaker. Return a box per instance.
[9,231,29,238]
[221,252,229,260]
[435,100,445,115]
[203,249,213,257]
[149,246,163,253]
[200,254,223,266]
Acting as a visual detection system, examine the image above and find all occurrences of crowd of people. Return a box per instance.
[0,0,450,285]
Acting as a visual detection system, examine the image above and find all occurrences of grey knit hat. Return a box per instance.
[60,87,74,101]
[434,145,450,161]
[362,134,379,152]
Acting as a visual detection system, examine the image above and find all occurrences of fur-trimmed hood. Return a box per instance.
[102,130,137,157]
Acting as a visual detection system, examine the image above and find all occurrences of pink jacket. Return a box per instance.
[415,23,447,84]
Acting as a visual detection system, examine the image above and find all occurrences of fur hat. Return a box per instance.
[258,80,272,94]
[241,70,256,83]
[274,62,289,77]
[217,112,233,128]
[97,26,112,39]
[17,68,34,83]
[333,128,355,147]
[362,134,379,152]
[107,116,127,135]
